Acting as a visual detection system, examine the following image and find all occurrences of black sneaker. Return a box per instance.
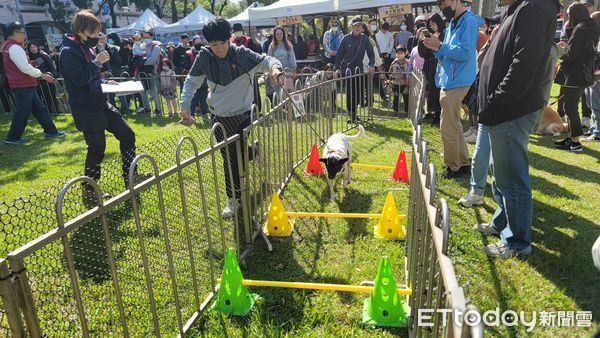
[442,167,463,179]
[555,138,583,152]
[554,137,570,146]
[459,164,471,173]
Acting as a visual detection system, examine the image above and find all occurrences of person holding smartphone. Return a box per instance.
[27,42,60,115]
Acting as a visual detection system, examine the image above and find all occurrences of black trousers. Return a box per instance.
[563,86,585,138]
[212,112,255,200]
[345,72,363,122]
[393,85,409,113]
[83,106,136,183]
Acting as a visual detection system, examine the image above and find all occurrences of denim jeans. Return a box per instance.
[586,84,600,137]
[469,124,491,196]
[141,74,160,111]
[488,109,541,251]
[6,87,58,141]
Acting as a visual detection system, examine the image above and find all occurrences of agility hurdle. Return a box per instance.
[218,279,412,295]
[263,192,406,239]
[351,163,394,171]
[212,249,410,328]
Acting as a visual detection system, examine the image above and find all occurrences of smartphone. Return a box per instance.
[422,30,431,38]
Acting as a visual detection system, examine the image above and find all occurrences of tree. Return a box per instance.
[37,0,77,31]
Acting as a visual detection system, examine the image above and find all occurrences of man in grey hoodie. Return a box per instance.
[179,17,283,218]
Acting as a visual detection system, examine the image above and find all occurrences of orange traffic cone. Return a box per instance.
[389,150,409,183]
[303,144,324,176]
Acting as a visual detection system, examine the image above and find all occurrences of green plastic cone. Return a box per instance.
[362,256,409,327]
[211,248,259,316]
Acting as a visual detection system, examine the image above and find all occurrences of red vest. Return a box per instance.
[3,38,38,89]
[231,35,252,48]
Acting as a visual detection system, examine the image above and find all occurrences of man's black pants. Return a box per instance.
[83,106,136,183]
[212,112,255,200]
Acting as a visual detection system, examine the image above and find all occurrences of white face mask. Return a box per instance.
[163,65,169,70]
[370,24,378,31]
[234,31,243,38]
[332,26,339,32]
[400,24,407,31]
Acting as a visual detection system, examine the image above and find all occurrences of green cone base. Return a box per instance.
[362,297,409,327]
[210,291,260,316]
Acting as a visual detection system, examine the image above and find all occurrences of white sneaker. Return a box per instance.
[459,191,484,207]
[222,199,239,219]
[593,235,600,272]
[463,127,475,138]
[582,117,591,129]
[465,131,478,144]
[582,134,600,142]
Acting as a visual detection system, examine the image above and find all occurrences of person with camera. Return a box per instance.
[3,22,63,144]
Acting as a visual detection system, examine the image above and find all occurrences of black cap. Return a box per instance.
[232,23,243,32]
[181,34,189,40]
[5,21,24,39]
[351,16,363,26]
[484,15,501,25]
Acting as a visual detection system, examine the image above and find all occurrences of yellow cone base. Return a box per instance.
[374,192,406,240]
[264,193,294,237]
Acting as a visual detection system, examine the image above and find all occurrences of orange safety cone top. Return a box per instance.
[303,144,325,176]
[389,150,409,183]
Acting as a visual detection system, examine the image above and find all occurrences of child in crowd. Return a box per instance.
[159,59,178,116]
[131,33,146,76]
[390,45,410,113]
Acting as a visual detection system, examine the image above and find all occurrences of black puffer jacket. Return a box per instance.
[59,34,109,133]
[555,18,599,88]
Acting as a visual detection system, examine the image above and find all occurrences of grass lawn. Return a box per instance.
[0,113,193,201]
[1,83,599,336]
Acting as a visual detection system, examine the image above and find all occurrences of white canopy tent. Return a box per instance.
[107,9,168,36]
[156,6,215,34]
[228,5,277,27]
[248,0,336,21]
[336,0,428,12]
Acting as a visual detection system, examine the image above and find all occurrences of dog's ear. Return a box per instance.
[339,158,349,165]
[319,158,328,163]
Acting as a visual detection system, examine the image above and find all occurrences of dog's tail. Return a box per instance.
[345,125,365,139]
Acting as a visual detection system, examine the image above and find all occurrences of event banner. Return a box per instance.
[277,16,303,26]
[378,4,412,19]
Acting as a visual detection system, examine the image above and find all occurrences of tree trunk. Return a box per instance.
[171,0,178,22]
[183,0,188,16]
[218,0,228,16]
[110,1,117,29]
[210,0,215,14]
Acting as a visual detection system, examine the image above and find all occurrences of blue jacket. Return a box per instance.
[434,11,483,90]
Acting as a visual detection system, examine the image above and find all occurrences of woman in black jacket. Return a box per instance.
[554,3,599,151]
[28,42,59,114]
[59,10,145,197]
[419,13,446,125]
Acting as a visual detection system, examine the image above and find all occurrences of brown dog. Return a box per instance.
[536,105,565,136]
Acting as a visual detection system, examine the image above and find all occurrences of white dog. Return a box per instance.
[319,125,365,200]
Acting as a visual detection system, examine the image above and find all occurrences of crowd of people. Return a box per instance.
[2,1,600,261]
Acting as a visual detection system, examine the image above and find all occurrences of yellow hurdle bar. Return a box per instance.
[351,163,395,171]
[286,212,382,219]
[220,279,412,295]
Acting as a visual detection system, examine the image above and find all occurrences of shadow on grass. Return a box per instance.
[529,199,600,318]
[528,149,600,185]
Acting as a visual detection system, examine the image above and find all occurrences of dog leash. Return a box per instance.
[278,81,328,145]
[548,95,565,107]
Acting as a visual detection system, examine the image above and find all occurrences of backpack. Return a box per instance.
[150,43,166,73]
[583,49,600,86]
